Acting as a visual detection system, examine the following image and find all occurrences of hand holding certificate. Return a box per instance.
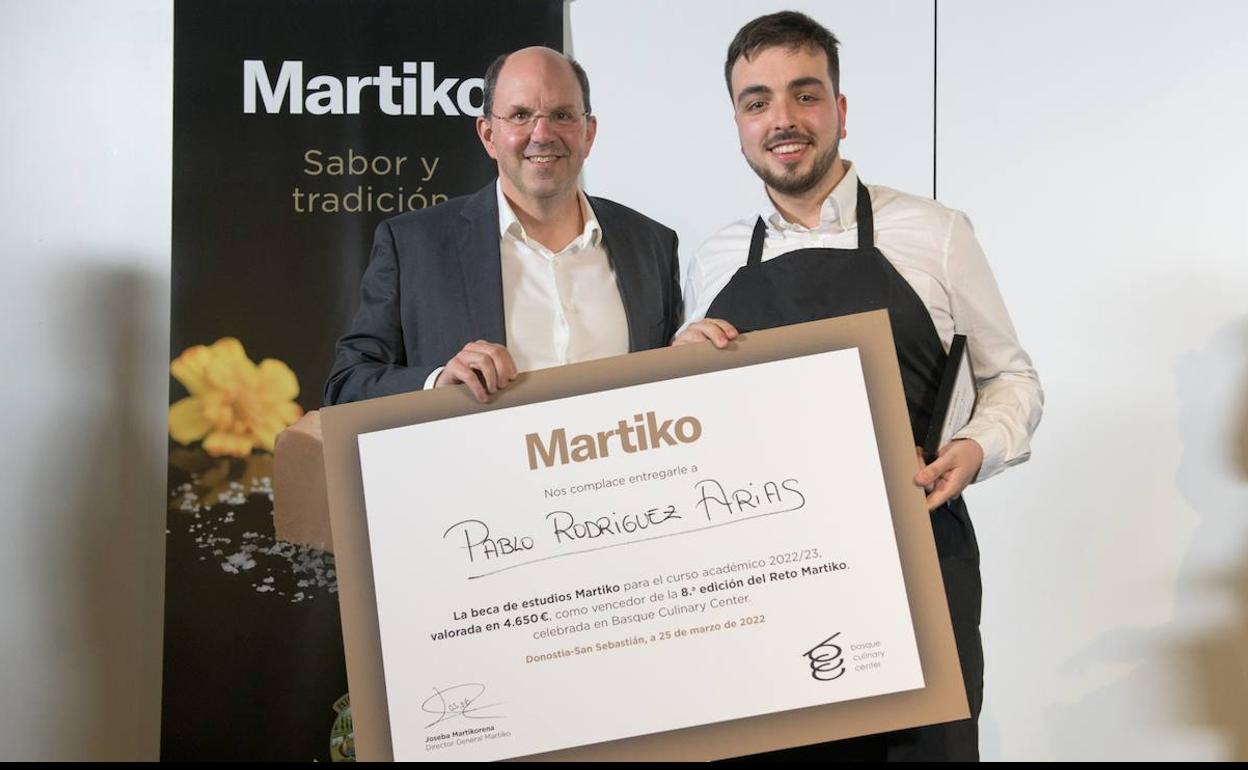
[916,334,984,510]
[322,311,969,761]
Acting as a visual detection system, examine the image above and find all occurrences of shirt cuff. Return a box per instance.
[423,366,444,390]
[952,422,1007,483]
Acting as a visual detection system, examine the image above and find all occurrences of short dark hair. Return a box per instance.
[724,11,841,97]
[482,49,592,117]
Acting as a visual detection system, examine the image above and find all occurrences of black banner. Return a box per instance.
[164,0,562,760]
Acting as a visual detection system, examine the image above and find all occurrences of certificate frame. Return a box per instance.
[321,310,968,761]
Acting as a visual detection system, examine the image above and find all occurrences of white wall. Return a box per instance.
[0,0,170,761]
[938,0,1248,760]
[2,0,1245,761]
[573,0,934,258]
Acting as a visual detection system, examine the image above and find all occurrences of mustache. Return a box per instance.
[523,140,568,156]
[765,130,815,149]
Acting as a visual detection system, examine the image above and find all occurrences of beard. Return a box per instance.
[746,133,840,196]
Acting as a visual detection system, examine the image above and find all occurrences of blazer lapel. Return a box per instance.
[456,183,507,345]
[590,198,645,352]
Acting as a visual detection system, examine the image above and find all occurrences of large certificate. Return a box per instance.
[323,311,968,761]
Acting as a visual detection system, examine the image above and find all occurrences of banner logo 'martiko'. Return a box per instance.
[526,412,703,470]
[243,61,484,116]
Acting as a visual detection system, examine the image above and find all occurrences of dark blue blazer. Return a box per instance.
[324,182,682,405]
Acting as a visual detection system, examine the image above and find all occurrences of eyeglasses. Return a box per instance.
[491,109,590,128]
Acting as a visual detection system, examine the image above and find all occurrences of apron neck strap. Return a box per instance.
[745,178,875,266]
[746,217,767,266]
[855,178,874,250]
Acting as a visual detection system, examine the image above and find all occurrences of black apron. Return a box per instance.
[709,180,984,762]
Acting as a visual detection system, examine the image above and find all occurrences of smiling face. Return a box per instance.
[476,48,597,211]
[730,44,847,198]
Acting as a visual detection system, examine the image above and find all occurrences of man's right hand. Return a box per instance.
[434,340,518,403]
[673,318,739,348]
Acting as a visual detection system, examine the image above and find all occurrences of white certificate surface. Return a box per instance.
[356,348,924,762]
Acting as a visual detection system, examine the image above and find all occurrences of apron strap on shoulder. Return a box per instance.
[856,179,874,250]
[746,217,767,266]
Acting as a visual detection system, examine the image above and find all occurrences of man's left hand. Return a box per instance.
[672,318,738,348]
[914,438,983,511]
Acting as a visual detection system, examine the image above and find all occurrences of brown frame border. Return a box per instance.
[321,310,967,762]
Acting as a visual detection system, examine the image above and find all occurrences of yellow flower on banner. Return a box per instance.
[168,337,304,458]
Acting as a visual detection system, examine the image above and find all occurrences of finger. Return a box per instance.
[704,318,739,339]
[490,346,518,383]
[926,477,958,510]
[915,451,957,487]
[926,484,952,511]
[497,348,518,382]
[913,447,935,492]
[926,466,972,510]
[691,321,731,348]
[463,340,500,358]
[447,359,488,403]
[673,328,710,347]
[465,341,518,382]
[465,352,500,393]
[704,325,730,348]
[463,346,501,389]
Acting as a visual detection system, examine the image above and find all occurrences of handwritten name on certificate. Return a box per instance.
[356,348,923,761]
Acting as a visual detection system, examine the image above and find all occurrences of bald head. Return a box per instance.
[482,46,591,118]
[475,44,598,215]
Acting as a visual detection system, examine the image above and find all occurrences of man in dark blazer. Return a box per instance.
[325,47,681,406]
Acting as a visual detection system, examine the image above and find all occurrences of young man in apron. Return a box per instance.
[677,11,1044,762]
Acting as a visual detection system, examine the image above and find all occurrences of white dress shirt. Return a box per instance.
[423,182,629,387]
[683,162,1043,483]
